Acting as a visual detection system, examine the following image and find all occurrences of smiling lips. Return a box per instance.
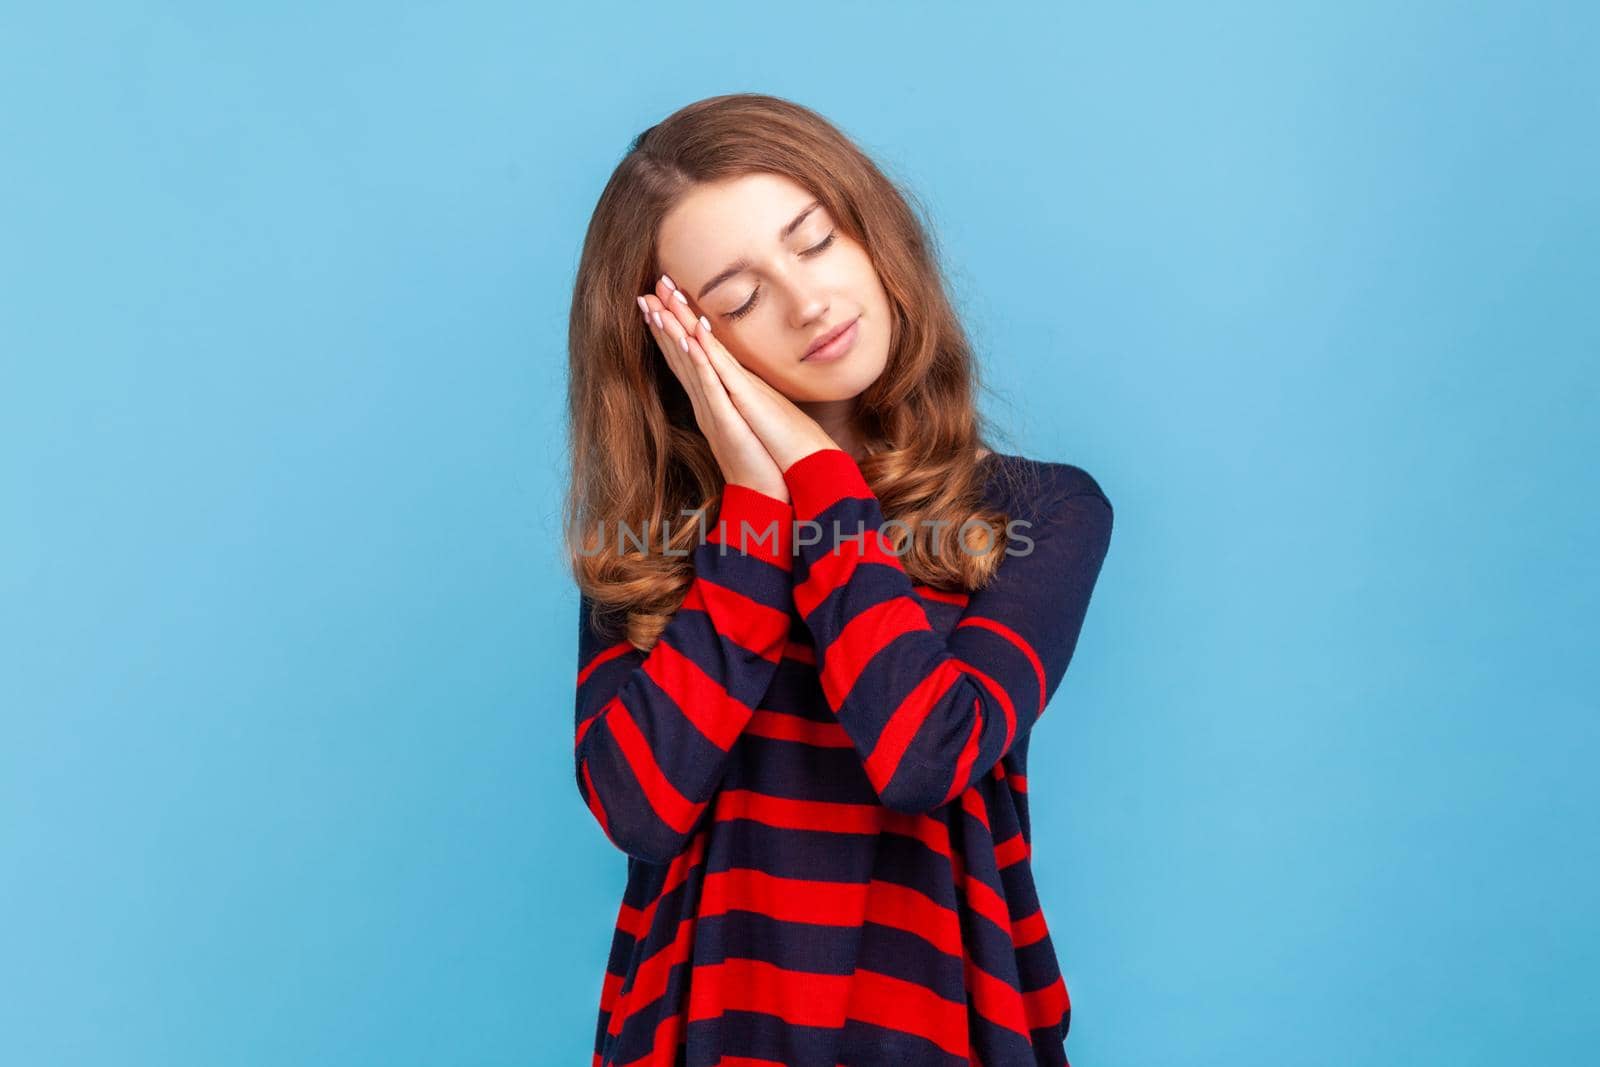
[802,316,860,363]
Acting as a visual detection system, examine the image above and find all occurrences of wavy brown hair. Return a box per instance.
[565,93,1038,651]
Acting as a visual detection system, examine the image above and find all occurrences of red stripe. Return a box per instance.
[844,968,970,1057]
[598,968,624,1017]
[613,1005,686,1066]
[960,660,1018,754]
[783,448,872,522]
[862,660,964,794]
[578,639,637,688]
[604,698,702,835]
[959,783,990,830]
[994,830,1029,869]
[694,799,1030,953]
[688,958,852,1028]
[744,710,853,748]
[712,789,885,836]
[682,578,789,661]
[1022,973,1070,1032]
[816,597,936,709]
[710,484,794,569]
[914,585,970,607]
[1010,907,1048,948]
[696,867,969,964]
[615,901,645,939]
[939,707,984,807]
[782,642,816,666]
[577,710,600,747]
[957,615,1047,715]
[879,807,957,861]
[617,835,706,945]
[964,957,1031,1041]
[607,915,694,1037]
[941,843,1032,1047]
[689,958,971,1060]
[862,880,964,958]
[641,636,755,751]
[962,868,1013,935]
[712,789,953,860]
[792,523,908,619]
[699,867,869,927]
[580,759,612,842]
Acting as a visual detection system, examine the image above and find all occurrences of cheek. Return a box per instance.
[842,243,885,288]
[737,354,791,386]
[720,337,787,383]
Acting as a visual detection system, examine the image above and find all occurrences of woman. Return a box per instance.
[566,93,1114,1067]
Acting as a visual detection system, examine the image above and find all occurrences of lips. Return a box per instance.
[803,316,860,359]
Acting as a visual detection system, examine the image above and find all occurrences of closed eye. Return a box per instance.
[725,230,838,322]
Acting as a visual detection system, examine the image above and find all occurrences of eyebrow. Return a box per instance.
[695,200,822,302]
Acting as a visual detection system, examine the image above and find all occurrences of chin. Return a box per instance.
[783,357,887,403]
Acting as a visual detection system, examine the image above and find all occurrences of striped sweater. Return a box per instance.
[574,448,1114,1066]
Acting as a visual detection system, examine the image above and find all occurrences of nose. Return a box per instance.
[781,277,829,329]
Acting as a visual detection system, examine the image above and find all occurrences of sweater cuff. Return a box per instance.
[782,449,871,522]
[709,483,794,570]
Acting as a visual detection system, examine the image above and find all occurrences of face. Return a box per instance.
[655,172,892,405]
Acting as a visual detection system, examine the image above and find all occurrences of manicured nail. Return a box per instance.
[636,296,648,313]
[652,311,662,328]
[660,273,675,290]
[678,335,688,353]
[698,315,711,333]
[673,290,689,305]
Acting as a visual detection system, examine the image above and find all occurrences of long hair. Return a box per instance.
[565,93,1033,651]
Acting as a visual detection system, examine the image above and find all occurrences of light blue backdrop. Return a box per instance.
[3,2,1595,1064]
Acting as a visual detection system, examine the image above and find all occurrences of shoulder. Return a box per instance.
[981,451,1113,523]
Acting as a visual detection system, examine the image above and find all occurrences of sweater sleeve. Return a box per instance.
[574,483,794,864]
[782,449,1113,814]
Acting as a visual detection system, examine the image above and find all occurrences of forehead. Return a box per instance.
[658,172,819,265]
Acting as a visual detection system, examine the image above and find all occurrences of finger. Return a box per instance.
[654,274,699,332]
[640,292,671,337]
[643,295,696,398]
[644,295,717,427]
[649,291,696,359]
[641,295,680,372]
[683,333,749,434]
[692,313,738,372]
[695,315,767,399]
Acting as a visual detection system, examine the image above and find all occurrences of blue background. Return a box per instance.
[4,2,1596,1064]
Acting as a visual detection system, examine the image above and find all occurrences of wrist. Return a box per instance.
[780,448,867,522]
[712,482,795,570]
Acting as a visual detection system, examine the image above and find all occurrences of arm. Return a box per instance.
[574,483,794,863]
[782,449,1113,814]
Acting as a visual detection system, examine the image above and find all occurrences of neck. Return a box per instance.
[797,398,866,462]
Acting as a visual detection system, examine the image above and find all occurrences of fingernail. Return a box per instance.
[636,296,648,313]
[673,290,689,305]
[652,311,662,328]
[660,274,675,290]
[698,315,711,333]
[678,335,688,353]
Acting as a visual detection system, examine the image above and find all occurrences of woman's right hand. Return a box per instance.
[639,275,790,504]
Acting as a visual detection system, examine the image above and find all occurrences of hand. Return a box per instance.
[638,279,837,473]
[639,276,789,503]
[686,317,839,473]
